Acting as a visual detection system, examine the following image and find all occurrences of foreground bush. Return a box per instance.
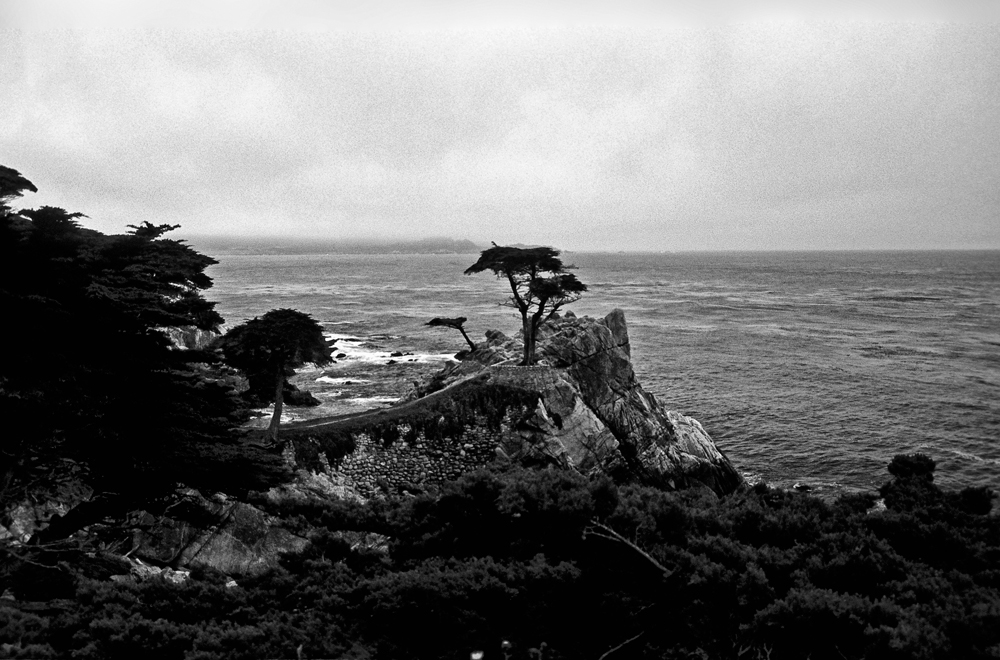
[2,455,998,659]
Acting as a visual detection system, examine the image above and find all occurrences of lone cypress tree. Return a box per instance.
[465,244,587,365]
[217,309,332,441]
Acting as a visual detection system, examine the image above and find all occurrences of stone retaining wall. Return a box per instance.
[327,411,526,499]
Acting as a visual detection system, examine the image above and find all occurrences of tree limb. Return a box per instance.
[583,519,673,577]
[597,631,645,660]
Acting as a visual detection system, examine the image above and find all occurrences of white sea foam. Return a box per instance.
[403,352,458,363]
[315,377,371,385]
[347,396,399,406]
[327,333,365,343]
[316,390,343,397]
[944,449,1000,465]
[245,407,308,427]
[324,333,456,365]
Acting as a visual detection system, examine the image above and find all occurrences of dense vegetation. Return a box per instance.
[0,167,288,538]
[286,376,541,471]
[3,457,997,660]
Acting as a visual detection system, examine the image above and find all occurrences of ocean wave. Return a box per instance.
[944,449,1000,465]
[346,396,399,406]
[864,295,945,302]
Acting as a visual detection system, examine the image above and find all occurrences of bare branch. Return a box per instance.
[597,631,645,660]
[583,519,673,577]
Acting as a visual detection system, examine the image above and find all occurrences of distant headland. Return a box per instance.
[185,236,484,255]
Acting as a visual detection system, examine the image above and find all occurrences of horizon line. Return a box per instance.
[177,236,1000,254]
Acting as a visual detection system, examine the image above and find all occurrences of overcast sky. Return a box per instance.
[2,1,998,251]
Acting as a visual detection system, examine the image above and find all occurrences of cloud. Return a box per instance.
[1,19,998,250]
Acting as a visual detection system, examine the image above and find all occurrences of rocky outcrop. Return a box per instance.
[127,488,307,576]
[160,326,220,351]
[283,383,322,407]
[536,309,744,494]
[289,309,744,497]
[0,460,93,543]
[3,483,307,578]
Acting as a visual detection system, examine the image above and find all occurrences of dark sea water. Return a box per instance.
[205,250,1000,497]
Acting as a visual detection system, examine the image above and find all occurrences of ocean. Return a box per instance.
[204,250,1000,498]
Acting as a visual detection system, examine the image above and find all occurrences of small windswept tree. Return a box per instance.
[0,165,37,212]
[426,316,477,351]
[217,309,332,441]
[465,244,587,365]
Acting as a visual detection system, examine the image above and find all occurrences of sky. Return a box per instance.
[1,1,998,251]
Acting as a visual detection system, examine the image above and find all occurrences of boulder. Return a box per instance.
[0,460,92,543]
[283,383,321,407]
[128,488,307,576]
[160,326,220,350]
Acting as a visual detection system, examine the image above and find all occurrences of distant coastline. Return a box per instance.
[185,236,484,256]
[184,236,1000,257]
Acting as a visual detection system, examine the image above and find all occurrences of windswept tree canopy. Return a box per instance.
[0,165,37,210]
[528,272,588,304]
[218,309,332,386]
[464,245,566,279]
[465,244,587,365]
[426,316,477,351]
[217,308,333,440]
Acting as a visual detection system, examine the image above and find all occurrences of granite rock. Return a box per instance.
[308,309,744,496]
[0,461,93,543]
[128,488,307,576]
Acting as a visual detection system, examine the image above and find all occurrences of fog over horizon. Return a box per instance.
[183,234,999,256]
[2,2,999,252]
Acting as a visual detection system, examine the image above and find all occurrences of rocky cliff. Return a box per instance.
[280,309,744,501]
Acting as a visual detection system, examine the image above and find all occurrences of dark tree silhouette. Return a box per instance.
[217,309,332,441]
[1,170,288,536]
[465,244,587,365]
[4,458,1000,657]
[427,316,477,351]
[0,165,37,211]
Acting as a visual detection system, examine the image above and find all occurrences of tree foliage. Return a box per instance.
[216,309,332,441]
[0,165,37,212]
[426,316,477,351]
[0,166,287,537]
[465,244,587,365]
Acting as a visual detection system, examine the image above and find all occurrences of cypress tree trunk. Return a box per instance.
[268,361,285,441]
[458,326,476,351]
[521,317,535,365]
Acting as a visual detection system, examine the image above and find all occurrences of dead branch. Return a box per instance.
[597,631,644,660]
[583,519,673,577]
